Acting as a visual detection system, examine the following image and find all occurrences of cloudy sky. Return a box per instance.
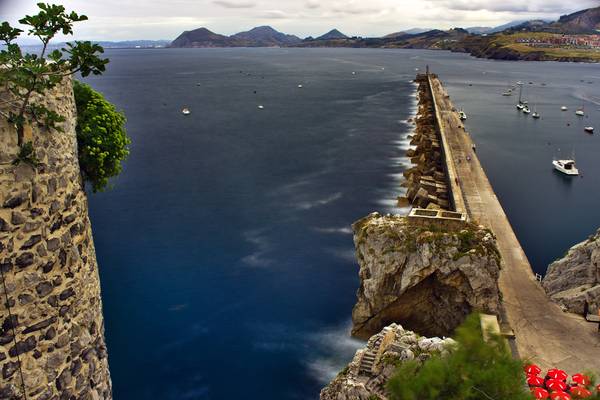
[1,0,598,41]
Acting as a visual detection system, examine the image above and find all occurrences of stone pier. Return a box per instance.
[426,73,600,374]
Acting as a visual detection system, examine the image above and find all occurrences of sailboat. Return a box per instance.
[516,82,525,110]
[575,105,584,116]
[532,102,540,118]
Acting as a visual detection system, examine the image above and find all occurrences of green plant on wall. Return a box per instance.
[73,81,129,192]
[0,3,108,164]
[387,314,530,400]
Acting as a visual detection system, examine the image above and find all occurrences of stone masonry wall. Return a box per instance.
[0,77,112,399]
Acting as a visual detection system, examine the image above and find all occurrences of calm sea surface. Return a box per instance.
[82,48,600,399]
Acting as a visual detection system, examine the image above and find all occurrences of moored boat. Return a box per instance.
[182,107,191,115]
[584,126,594,133]
[552,159,579,175]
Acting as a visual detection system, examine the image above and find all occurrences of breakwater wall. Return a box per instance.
[0,78,112,399]
[401,74,467,220]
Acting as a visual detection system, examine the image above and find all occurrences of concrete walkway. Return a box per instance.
[429,76,600,374]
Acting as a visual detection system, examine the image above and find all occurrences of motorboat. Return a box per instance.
[552,159,579,175]
[584,126,594,133]
[258,105,264,109]
[298,84,303,88]
[181,108,191,115]
[561,106,568,111]
[458,110,467,120]
[575,106,584,116]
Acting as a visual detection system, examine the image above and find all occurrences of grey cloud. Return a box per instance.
[212,0,257,9]
[261,10,290,19]
[305,0,320,9]
[424,0,598,14]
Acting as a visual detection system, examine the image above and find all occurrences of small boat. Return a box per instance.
[561,106,568,111]
[516,83,525,109]
[181,108,191,115]
[552,159,579,175]
[458,110,467,120]
[352,71,356,75]
[584,126,594,133]
[502,90,512,96]
[523,106,531,114]
[298,84,303,88]
[532,111,540,119]
[258,105,264,109]
[575,106,584,116]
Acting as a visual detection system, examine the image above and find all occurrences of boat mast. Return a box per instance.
[518,82,523,104]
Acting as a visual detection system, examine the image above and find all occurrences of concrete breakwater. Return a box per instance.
[399,75,450,211]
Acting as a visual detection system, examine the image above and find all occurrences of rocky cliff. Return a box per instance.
[351,212,501,339]
[0,78,112,399]
[320,323,455,400]
[542,229,600,315]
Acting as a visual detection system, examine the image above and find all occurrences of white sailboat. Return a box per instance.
[181,107,191,115]
[561,106,568,111]
[584,126,594,133]
[516,82,525,110]
[575,105,585,116]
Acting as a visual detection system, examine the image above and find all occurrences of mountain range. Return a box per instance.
[169,6,600,62]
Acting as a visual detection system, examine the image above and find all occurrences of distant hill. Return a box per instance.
[382,31,407,39]
[316,29,348,40]
[230,26,302,46]
[170,28,231,47]
[170,26,302,47]
[550,6,600,33]
[404,28,432,35]
[465,26,493,34]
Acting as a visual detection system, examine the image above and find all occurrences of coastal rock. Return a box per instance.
[351,212,501,339]
[320,323,455,400]
[542,229,600,314]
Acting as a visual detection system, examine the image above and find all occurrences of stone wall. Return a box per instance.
[0,78,112,399]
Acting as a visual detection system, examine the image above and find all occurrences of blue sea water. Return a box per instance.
[82,48,600,399]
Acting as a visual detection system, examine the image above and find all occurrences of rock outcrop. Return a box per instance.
[0,78,112,399]
[320,323,455,400]
[351,212,501,339]
[542,229,600,315]
[398,75,450,211]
